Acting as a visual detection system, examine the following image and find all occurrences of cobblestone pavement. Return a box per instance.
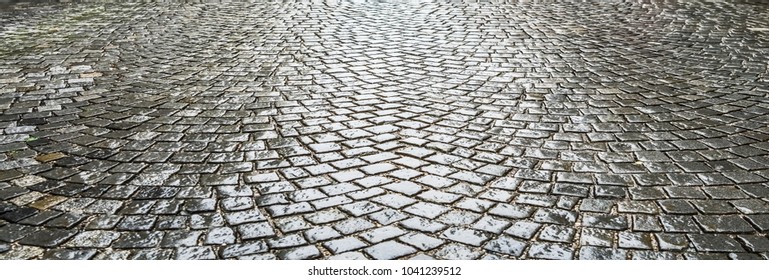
[1,0,769,260]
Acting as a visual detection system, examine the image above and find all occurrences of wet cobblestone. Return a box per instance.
[1,0,769,259]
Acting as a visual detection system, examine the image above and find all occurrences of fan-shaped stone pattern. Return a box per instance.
[1,0,769,260]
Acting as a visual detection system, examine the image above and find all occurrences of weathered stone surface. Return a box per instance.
[2,0,769,261]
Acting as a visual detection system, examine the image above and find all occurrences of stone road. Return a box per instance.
[1,0,769,260]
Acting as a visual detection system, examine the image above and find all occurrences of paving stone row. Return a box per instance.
[1,0,769,259]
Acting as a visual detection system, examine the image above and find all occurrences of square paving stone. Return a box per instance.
[224,209,267,225]
[688,234,745,252]
[278,245,321,260]
[632,215,663,232]
[370,193,417,209]
[175,246,217,260]
[659,215,701,233]
[364,241,417,260]
[368,209,409,225]
[274,216,312,233]
[579,246,628,260]
[200,174,238,186]
[112,232,164,249]
[399,217,448,233]
[220,241,269,259]
[304,209,347,225]
[329,170,365,183]
[578,199,615,213]
[582,213,629,230]
[618,232,653,249]
[745,215,769,231]
[580,228,614,247]
[437,210,482,226]
[695,215,756,233]
[594,185,628,199]
[323,237,367,254]
[340,201,382,217]
[732,200,769,214]
[116,215,156,231]
[304,226,342,243]
[381,181,423,196]
[237,253,277,260]
[433,243,483,260]
[0,224,39,242]
[327,252,370,260]
[417,190,461,204]
[440,227,489,246]
[204,227,236,245]
[65,230,121,248]
[347,188,386,200]
[42,249,98,260]
[398,232,445,251]
[527,242,574,260]
[683,253,729,260]
[190,213,226,229]
[0,207,38,223]
[617,201,660,214]
[266,234,308,249]
[658,200,698,214]
[266,202,314,217]
[160,231,204,248]
[18,229,78,248]
[334,218,376,235]
[483,235,527,257]
[504,221,543,240]
[403,202,450,219]
[488,203,535,219]
[184,198,216,213]
[692,200,739,214]
[360,226,406,243]
[538,225,576,243]
[85,215,123,230]
[472,216,511,234]
[630,251,677,260]
[355,176,393,188]
[414,175,456,189]
[727,253,765,260]
[532,208,577,225]
[736,235,769,252]
[455,198,495,213]
[0,245,45,260]
[238,222,276,240]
